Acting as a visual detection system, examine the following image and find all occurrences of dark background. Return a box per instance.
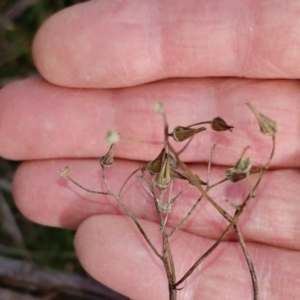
[0,1,128,299]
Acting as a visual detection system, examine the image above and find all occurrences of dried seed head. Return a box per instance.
[211,117,234,132]
[148,148,177,175]
[155,153,171,190]
[153,102,164,114]
[245,101,277,137]
[59,166,70,178]
[148,148,165,175]
[234,157,252,173]
[172,126,206,142]
[226,166,260,183]
[226,168,247,182]
[105,130,120,145]
[99,144,115,168]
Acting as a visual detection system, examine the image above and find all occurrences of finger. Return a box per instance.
[75,215,300,299]
[13,159,300,251]
[1,77,299,167]
[33,0,300,88]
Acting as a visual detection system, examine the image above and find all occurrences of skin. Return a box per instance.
[0,0,300,299]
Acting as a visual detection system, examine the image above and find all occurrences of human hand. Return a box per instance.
[0,1,300,299]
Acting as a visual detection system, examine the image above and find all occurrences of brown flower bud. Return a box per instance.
[226,165,260,183]
[234,157,252,173]
[245,101,277,137]
[155,153,171,190]
[172,126,206,142]
[99,144,115,168]
[211,117,234,132]
[225,168,247,182]
[148,148,176,175]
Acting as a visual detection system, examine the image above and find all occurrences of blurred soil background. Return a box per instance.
[0,1,128,299]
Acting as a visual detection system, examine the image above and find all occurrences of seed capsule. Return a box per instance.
[155,152,171,190]
[172,126,206,142]
[211,117,234,132]
[99,144,115,168]
[245,101,277,137]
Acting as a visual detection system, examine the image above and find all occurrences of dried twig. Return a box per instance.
[59,101,276,300]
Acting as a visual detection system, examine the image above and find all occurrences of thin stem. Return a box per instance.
[209,178,228,189]
[168,142,233,222]
[164,236,177,300]
[206,144,216,187]
[174,220,234,288]
[168,194,204,237]
[137,176,153,196]
[102,168,111,193]
[66,173,162,260]
[176,136,194,155]
[187,121,212,127]
[234,223,258,300]
[114,194,162,260]
[165,237,176,284]
[118,167,141,195]
[158,189,166,232]
[168,178,228,237]
[161,182,174,231]
[170,187,186,205]
[66,175,110,195]
[175,136,276,287]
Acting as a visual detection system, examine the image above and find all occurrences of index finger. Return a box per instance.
[33,0,300,88]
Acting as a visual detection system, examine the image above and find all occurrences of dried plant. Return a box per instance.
[59,101,276,300]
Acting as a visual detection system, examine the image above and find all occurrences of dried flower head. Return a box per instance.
[105,129,120,145]
[58,166,70,178]
[148,148,176,175]
[172,126,206,142]
[153,102,164,114]
[225,156,252,183]
[155,152,171,190]
[245,101,277,137]
[211,117,234,132]
[226,166,260,183]
[99,144,115,168]
[226,168,247,182]
[234,157,252,173]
